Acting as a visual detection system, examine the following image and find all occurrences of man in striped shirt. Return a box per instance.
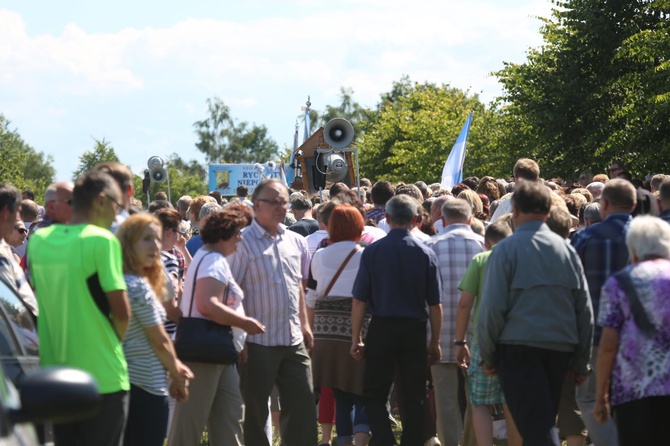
[425,198,485,446]
[229,179,317,446]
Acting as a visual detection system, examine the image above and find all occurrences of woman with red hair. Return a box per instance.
[307,204,371,446]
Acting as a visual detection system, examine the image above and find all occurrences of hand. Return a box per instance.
[574,374,588,385]
[350,340,365,361]
[242,317,265,335]
[592,398,610,424]
[455,344,470,370]
[482,361,497,376]
[428,342,441,365]
[169,379,189,402]
[176,361,194,380]
[302,326,314,350]
[239,344,248,365]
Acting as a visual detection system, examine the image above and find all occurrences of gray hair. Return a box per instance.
[44,182,74,203]
[290,195,312,211]
[583,202,602,224]
[586,182,605,199]
[385,195,419,226]
[626,216,670,260]
[176,195,192,213]
[199,202,222,220]
[441,198,472,222]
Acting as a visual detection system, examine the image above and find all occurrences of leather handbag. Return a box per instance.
[174,251,238,364]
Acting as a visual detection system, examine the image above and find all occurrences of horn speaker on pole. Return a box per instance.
[323,118,354,149]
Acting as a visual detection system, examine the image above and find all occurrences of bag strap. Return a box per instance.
[613,269,655,336]
[323,247,359,297]
[186,251,215,317]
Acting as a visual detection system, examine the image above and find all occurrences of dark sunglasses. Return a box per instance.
[16,227,27,235]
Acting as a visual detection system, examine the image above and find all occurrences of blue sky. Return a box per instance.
[0,0,553,181]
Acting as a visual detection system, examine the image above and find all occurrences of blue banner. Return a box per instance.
[208,164,282,196]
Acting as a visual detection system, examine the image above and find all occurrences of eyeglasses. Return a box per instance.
[178,231,189,237]
[105,195,123,211]
[257,199,289,208]
[53,199,72,205]
[15,227,27,235]
[610,167,622,172]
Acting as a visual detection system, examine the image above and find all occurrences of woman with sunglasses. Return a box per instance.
[5,219,27,264]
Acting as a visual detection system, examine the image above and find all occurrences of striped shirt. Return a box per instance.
[123,274,168,396]
[228,219,310,347]
[161,251,179,337]
[425,224,485,363]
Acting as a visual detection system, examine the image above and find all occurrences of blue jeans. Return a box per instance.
[333,388,369,446]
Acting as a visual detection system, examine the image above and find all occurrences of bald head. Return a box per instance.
[44,181,74,223]
[600,179,636,218]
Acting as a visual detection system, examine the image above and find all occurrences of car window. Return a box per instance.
[0,280,38,356]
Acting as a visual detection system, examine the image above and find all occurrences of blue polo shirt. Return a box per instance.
[353,229,442,319]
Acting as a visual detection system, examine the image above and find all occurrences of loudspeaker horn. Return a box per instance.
[147,156,164,170]
[150,167,167,183]
[324,118,354,149]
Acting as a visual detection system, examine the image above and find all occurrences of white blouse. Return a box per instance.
[306,241,362,308]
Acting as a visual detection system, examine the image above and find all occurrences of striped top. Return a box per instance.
[228,219,310,347]
[425,224,485,363]
[161,251,179,337]
[123,274,168,396]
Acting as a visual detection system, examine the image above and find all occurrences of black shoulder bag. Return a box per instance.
[613,269,655,337]
[174,251,238,364]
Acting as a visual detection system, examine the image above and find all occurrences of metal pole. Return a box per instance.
[355,150,361,203]
[166,163,172,204]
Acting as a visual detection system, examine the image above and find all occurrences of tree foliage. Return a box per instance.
[495,0,670,178]
[358,81,494,183]
[0,115,55,203]
[133,153,208,207]
[299,88,373,140]
[194,97,279,164]
[72,138,120,180]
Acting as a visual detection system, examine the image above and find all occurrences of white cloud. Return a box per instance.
[0,0,554,179]
[0,1,551,99]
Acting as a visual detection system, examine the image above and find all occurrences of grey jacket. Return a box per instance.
[477,220,594,375]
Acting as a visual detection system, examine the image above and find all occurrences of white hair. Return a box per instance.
[198,202,222,220]
[626,216,670,261]
[586,181,605,198]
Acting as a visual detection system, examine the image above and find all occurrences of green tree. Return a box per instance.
[298,88,373,140]
[72,138,120,180]
[0,114,55,203]
[495,0,670,178]
[194,97,279,164]
[133,154,208,207]
[358,81,495,183]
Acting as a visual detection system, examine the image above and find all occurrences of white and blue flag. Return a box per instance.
[441,111,473,190]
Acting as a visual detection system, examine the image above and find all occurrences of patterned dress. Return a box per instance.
[599,258,670,406]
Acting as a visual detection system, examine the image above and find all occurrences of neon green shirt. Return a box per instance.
[28,224,129,393]
[458,248,494,342]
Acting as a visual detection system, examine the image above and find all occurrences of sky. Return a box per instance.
[0,0,554,182]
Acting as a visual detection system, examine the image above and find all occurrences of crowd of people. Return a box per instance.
[0,157,669,446]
